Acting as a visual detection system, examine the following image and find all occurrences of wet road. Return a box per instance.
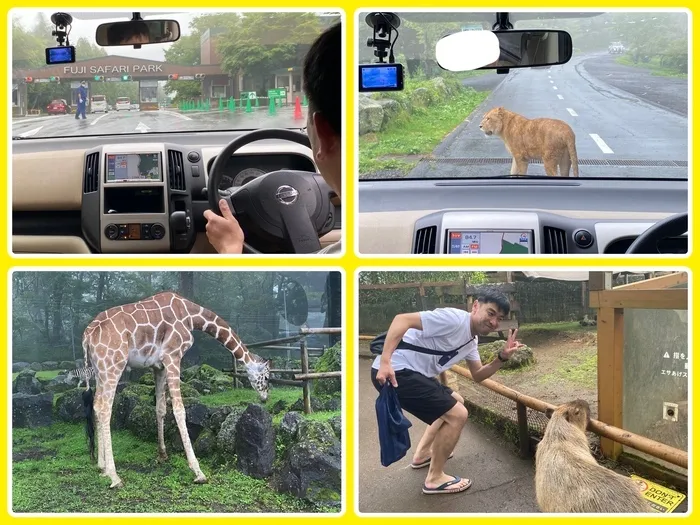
[12,106,306,139]
[393,53,688,179]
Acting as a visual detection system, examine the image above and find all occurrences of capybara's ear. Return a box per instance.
[545,408,554,419]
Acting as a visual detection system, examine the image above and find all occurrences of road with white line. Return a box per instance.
[403,53,688,179]
[12,106,306,139]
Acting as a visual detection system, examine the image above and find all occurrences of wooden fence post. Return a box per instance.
[300,338,311,414]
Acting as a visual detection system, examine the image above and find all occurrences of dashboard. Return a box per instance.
[358,177,688,255]
[12,130,341,254]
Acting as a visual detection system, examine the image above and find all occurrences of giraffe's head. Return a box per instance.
[246,355,271,403]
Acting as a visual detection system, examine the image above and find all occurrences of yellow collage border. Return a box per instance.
[3,1,697,523]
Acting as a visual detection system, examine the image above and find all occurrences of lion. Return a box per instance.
[534,399,652,513]
[480,107,579,177]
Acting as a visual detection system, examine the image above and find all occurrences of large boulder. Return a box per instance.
[13,369,42,395]
[235,404,275,479]
[358,95,384,135]
[272,419,342,508]
[55,388,87,423]
[13,392,53,428]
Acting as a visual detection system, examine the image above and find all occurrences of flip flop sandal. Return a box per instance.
[410,452,455,469]
[422,476,472,495]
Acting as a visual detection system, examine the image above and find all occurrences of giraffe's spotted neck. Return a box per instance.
[187,305,256,365]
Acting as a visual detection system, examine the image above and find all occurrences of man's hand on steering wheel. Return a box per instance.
[203,199,245,254]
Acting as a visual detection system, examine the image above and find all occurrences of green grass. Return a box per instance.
[12,369,62,381]
[359,82,489,176]
[13,384,342,513]
[198,386,301,408]
[12,423,326,513]
[615,55,688,79]
[539,347,597,389]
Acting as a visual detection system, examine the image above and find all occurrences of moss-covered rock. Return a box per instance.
[126,404,158,442]
[478,340,534,370]
[272,419,341,508]
[13,369,42,395]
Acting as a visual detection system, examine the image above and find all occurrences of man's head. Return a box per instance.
[109,21,150,46]
[303,22,341,198]
[469,287,511,336]
[80,81,87,88]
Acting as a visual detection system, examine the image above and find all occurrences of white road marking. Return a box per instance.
[557,94,564,100]
[590,133,614,154]
[135,122,151,133]
[553,86,558,90]
[89,113,110,126]
[18,126,44,137]
[566,108,578,117]
[160,109,193,121]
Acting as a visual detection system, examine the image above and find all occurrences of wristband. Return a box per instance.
[497,351,509,362]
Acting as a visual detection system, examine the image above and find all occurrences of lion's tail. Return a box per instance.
[568,134,579,177]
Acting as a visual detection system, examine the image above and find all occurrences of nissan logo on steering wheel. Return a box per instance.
[275,185,299,205]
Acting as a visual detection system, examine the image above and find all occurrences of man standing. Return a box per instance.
[75,81,88,120]
[371,288,524,495]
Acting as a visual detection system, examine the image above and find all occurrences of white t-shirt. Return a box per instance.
[371,307,480,377]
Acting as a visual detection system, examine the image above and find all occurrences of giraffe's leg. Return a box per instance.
[99,358,126,489]
[154,367,169,462]
[166,364,207,483]
[94,381,108,475]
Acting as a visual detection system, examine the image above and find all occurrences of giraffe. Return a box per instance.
[79,291,271,489]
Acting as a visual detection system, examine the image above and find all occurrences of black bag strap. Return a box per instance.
[370,331,475,366]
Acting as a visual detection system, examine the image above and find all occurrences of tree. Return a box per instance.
[217,13,322,80]
[162,13,241,101]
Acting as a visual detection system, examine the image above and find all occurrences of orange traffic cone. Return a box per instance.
[294,96,303,120]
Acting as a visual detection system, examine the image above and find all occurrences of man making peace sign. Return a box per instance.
[371,288,525,495]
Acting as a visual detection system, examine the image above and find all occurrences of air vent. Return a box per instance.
[413,226,437,254]
[167,150,186,191]
[83,152,99,193]
[543,226,568,254]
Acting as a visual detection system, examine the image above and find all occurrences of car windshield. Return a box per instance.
[358,11,688,180]
[12,10,340,139]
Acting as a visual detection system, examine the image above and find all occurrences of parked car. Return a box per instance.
[46,99,71,115]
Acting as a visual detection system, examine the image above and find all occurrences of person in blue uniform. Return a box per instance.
[75,81,88,120]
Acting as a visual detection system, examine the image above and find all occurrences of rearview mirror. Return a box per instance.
[436,29,573,71]
[96,19,181,47]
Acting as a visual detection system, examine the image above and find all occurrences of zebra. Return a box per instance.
[67,366,97,389]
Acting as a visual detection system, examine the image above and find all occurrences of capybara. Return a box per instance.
[534,399,651,513]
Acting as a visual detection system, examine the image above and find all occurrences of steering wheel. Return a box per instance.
[207,128,335,254]
[625,212,688,254]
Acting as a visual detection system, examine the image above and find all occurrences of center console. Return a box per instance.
[81,144,197,253]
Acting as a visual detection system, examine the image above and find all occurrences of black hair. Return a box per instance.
[108,21,150,44]
[476,287,511,316]
[302,21,341,137]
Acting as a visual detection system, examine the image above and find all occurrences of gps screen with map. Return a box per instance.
[106,153,161,182]
[447,230,533,254]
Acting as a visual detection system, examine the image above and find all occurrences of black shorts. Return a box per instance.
[371,367,457,425]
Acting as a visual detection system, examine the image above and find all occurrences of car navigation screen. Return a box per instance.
[447,230,533,254]
[106,153,161,182]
